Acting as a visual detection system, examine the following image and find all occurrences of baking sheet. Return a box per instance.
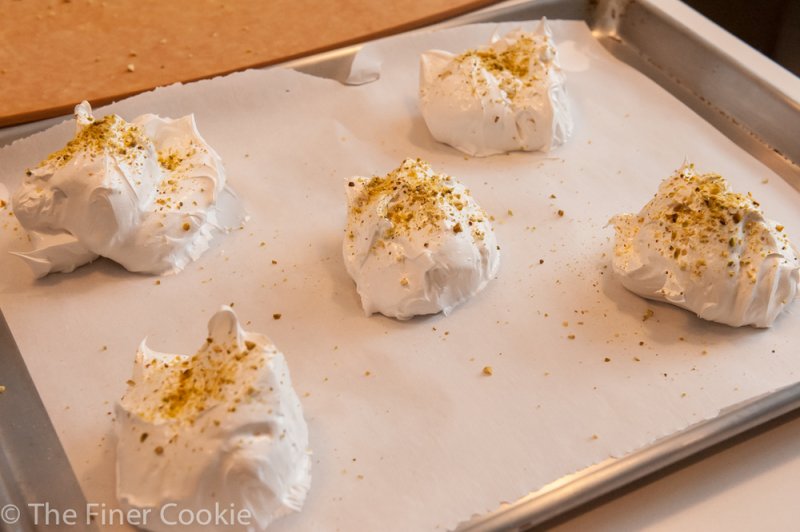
[1,20,800,531]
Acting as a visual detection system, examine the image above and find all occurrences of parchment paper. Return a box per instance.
[1,21,799,531]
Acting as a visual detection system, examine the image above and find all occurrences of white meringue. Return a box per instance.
[611,163,800,327]
[12,101,232,277]
[343,158,500,320]
[116,307,311,532]
[419,20,572,157]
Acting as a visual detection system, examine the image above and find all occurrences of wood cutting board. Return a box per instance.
[0,0,501,126]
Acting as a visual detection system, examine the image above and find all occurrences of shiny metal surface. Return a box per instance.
[457,382,800,530]
[594,0,800,185]
[0,311,96,531]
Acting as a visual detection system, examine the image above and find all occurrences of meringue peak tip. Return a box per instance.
[209,305,239,328]
[207,307,252,348]
[75,100,92,113]
[536,16,551,32]
[217,304,236,315]
[74,100,95,125]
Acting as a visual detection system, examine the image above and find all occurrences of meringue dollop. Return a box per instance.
[343,158,500,320]
[115,307,311,531]
[419,20,573,157]
[12,101,233,277]
[611,163,800,327]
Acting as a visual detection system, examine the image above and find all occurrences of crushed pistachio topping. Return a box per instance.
[349,158,487,240]
[623,164,795,283]
[133,336,266,424]
[40,114,149,169]
[154,142,206,212]
[441,31,554,101]
[34,109,210,217]
[158,148,192,171]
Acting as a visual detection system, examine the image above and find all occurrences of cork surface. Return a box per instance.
[0,0,500,127]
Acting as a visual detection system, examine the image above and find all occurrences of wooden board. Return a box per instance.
[0,0,501,126]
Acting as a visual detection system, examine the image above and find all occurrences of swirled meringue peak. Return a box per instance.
[12,101,238,277]
[419,19,573,157]
[343,158,500,320]
[116,306,311,531]
[611,163,800,328]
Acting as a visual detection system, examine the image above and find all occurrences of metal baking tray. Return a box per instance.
[1,0,798,530]
[286,1,800,528]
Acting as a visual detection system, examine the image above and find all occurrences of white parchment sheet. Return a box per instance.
[1,21,799,532]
